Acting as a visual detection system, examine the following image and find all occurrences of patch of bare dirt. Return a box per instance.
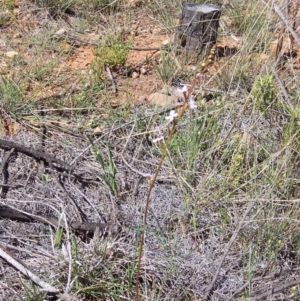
[65,46,94,70]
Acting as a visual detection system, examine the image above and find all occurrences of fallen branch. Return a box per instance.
[0,206,119,234]
[0,139,73,172]
[252,278,300,300]
[0,148,15,198]
[0,247,59,294]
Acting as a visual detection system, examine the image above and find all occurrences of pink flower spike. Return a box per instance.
[177,85,188,94]
[153,136,164,143]
[188,99,197,110]
[165,110,178,122]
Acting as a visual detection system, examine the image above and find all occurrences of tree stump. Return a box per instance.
[175,3,221,58]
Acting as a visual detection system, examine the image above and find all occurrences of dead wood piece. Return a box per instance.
[175,3,221,57]
[0,247,59,294]
[1,148,15,198]
[252,278,300,300]
[0,206,32,222]
[0,139,73,172]
[70,221,120,235]
[0,206,119,236]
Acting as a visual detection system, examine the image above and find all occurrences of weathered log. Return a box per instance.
[175,3,221,58]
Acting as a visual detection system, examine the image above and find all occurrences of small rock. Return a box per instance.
[132,71,139,79]
[54,28,66,36]
[148,92,179,107]
[13,33,22,38]
[130,30,139,36]
[132,24,139,31]
[167,86,186,99]
[5,51,19,58]
[162,39,170,46]
[152,51,162,63]
[13,8,20,16]
[138,95,148,103]
[93,126,104,136]
[140,67,147,75]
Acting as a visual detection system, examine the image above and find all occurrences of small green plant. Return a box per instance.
[283,107,300,147]
[154,51,177,84]
[54,226,64,249]
[92,38,131,83]
[23,283,47,301]
[0,75,23,113]
[252,73,276,116]
[89,138,117,195]
[2,0,14,10]
[0,0,14,27]
[39,174,52,183]
[31,61,55,81]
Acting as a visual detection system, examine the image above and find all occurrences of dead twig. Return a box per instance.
[252,278,300,300]
[0,247,59,294]
[53,175,85,223]
[204,202,255,300]
[270,66,294,110]
[106,65,117,95]
[273,2,300,47]
[0,205,119,234]
[261,0,300,48]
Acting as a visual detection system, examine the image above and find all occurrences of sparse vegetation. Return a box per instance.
[1,0,300,300]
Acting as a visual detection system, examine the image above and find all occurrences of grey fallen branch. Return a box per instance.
[0,139,73,172]
[0,247,59,294]
[0,206,120,235]
[252,278,300,300]
[261,0,300,48]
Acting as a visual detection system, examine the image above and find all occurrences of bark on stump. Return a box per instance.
[175,3,221,58]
